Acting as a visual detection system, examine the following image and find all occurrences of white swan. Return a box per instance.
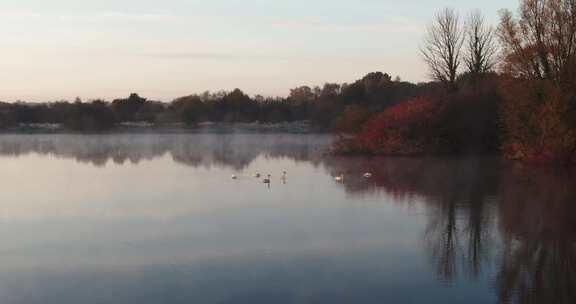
[263,175,271,184]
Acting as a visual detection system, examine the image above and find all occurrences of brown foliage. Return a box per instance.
[498,0,576,88]
[500,78,576,163]
[498,0,576,163]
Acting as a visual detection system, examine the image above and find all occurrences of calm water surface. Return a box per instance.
[0,134,574,304]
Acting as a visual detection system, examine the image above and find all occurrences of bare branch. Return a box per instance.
[421,8,465,87]
[464,10,499,75]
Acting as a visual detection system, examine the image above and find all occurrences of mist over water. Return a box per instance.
[0,134,573,304]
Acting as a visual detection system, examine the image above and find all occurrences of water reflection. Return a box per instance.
[332,156,576,301]
[330,156,576,303]
[327,157,501,282]
[0,134,573,304]
[0,134,328,170]
[497,166,576,304]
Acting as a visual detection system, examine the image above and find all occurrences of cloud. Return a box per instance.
[58,11,177,22]
[130,51,297,61]
[0,10,421,33]
[271,17,423,34]
[0,10,177,22]
[0,11,44,19]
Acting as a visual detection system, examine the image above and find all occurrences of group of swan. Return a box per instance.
[231,171,287,184]
[233,171,370,183]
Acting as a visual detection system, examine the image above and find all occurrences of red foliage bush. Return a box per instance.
[335,97,444,155]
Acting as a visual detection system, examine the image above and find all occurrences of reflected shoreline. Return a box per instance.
[0,134,330,170]
[0,133,574,304]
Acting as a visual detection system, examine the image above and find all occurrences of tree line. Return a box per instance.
[0,73,430,131]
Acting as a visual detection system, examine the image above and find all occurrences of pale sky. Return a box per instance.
[0,0,518,102]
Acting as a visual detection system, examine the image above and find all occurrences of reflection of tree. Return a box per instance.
[465,186,490,278]
[0,134,330,170]
[426,182,493,281]
[498,240,576,304]
[497,166,576,304]
[326,156,576,302]
[427,195,459,281]
[326,157,576,303]
[420,158,498,282]
[324,156,500,282]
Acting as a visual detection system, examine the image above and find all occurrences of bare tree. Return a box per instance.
[464,10,498,75]
[421,8,465,87]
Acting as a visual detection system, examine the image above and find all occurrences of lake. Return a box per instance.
[0,134,574,304]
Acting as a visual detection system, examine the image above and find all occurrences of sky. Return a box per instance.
[0,0,518,102]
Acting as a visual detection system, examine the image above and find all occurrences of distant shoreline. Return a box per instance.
[0,121,324,134]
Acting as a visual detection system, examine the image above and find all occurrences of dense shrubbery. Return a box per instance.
[336,97,443,155]
[335,75,503,155]
[500,79,576,163]
[433,75,502,154]
[332,105,372,133]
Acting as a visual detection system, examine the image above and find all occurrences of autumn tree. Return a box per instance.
[498,0,576,163]
[421,8,465,88]
[498,0,576,86]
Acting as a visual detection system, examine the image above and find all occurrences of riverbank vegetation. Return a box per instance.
[0,0,574,164]
[337,0,576,164]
